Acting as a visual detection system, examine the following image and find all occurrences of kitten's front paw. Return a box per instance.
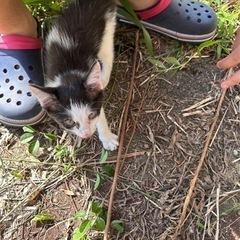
[99,132,119,151]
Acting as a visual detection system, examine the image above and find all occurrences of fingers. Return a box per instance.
[217,27,240,90]
[217,45,240,69]
[221,70,240,90]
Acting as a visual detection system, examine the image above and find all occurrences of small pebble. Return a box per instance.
[233,150,239,156]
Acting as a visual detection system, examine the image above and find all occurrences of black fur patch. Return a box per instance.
[45,0,115,79]
[43,0,115,130]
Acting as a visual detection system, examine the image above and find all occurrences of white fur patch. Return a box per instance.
[67,102,99,138]
[46,26,76,50]
[46,75,62,87]
[97,11,116,88]
[46,70,86,87]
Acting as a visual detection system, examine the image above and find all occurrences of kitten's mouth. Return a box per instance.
[79,133,92,139]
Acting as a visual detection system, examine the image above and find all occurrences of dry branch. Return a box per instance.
[103,31,139,240]
[173,69,233,239]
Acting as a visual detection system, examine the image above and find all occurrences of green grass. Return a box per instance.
[24,0,66,18]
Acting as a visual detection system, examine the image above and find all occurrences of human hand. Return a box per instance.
[217,27,240,90]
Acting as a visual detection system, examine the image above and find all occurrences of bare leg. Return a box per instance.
[115,0,159,11]
[0,0,37,38]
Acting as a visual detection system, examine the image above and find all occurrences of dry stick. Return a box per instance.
[215,184,221,240]
[173,68,233,239]
[103,31,139,240]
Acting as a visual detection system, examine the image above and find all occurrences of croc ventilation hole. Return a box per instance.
[178,1,213,23]
[0,64,35,107]
[18,75,24,80]
[28,65,34,71]
[5,98,22,106]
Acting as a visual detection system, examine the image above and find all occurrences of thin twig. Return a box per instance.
[167,115,188,135]
[205,188,240,215]
[172,68,233,239]
[182,97,214,112]
[103,31,139,240]
[210,107,228,147]
[215,184,220,240]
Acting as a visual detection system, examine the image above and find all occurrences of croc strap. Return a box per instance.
[0,35,42,50]
[136,0,171,20]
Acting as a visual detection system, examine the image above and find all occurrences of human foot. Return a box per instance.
[0,20,46,126]
[117,0,217,43]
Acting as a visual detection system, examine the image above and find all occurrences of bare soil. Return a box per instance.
[0,25,240,240]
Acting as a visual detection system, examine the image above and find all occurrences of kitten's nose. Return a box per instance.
[80,129,92,139]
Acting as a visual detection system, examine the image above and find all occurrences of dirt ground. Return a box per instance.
[0,25,240,240]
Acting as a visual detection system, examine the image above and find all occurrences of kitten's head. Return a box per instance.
[30,62,103,139]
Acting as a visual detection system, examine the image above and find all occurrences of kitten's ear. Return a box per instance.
[85,61,103,90]
[29,85,58,112]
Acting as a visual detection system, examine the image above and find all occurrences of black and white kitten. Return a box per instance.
[30,0,118,151]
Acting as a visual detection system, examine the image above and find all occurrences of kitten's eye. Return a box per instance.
[88,112,97,120]
[63,118,76,128]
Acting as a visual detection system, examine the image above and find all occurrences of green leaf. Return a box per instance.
[94,174,102,191]
[72,228,81,240]
[91,201,103,215]
[20,133,34,143]
[118,0,153,55]
[102,165,115,177]
[119,0,140,23]
[74,210,87,220]
[44,133,57,141]
[28,140,40,154]
[100,148,108,163]
[49,3,61,12]
[111,220,124,233]
[31,213,54,223]
[163,57,181,66]
[142,27,153,55]
[148,58,166,69]
[217,44,222,60]
[197,39,223,52]
[78,220,91,237]
[10,170,23,179]
[117,8,141,28]
[196,220,205,230]
[73,226,88,240]
[95,217,106,231]
[55,145,69,157]
[23,125,36,133]
[99,209,108,221]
